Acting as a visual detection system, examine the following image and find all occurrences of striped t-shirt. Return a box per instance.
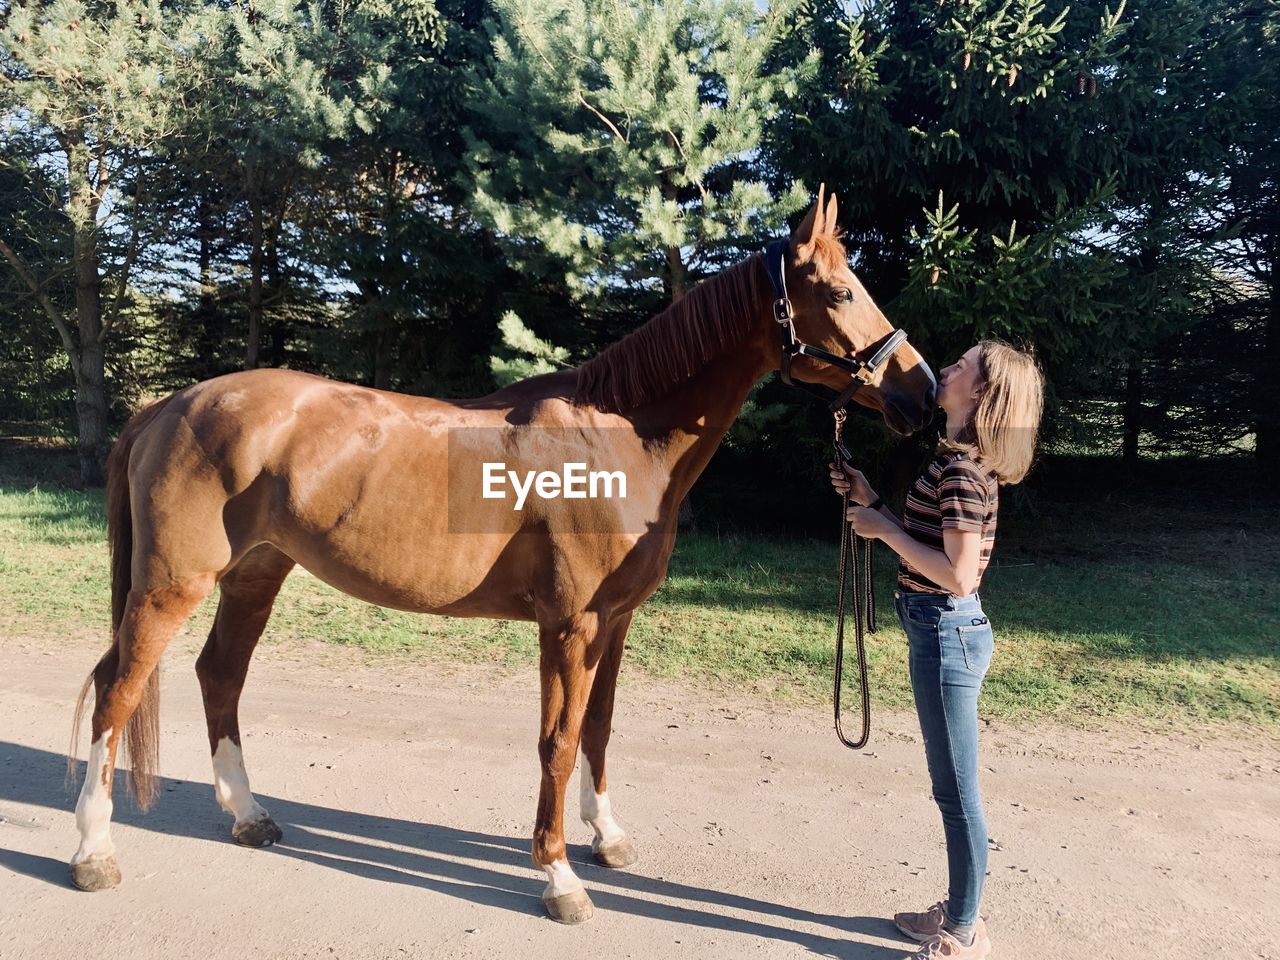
[897,450,999,595]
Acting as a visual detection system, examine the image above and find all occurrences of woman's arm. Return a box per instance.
[843,455,990,596]
[876,519,983,597]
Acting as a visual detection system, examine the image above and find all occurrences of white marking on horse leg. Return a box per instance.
[212,737,269,826]
[541,858,584,899]
[72,728,115,865]
[579,753,626,851]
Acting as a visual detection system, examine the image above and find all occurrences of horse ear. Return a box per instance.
[823,192,838,235]
[791,183,826,251]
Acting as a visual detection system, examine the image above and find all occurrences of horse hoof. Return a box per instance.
[544,890,594,924]
[70,856,122,892]
[233,816,283,847]
[592,837,639,869]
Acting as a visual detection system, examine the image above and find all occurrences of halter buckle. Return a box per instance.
[773,298,793,324]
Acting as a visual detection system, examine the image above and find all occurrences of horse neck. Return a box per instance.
[629,266,780,498]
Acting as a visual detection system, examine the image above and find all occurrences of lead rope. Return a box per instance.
[833,409,875,750]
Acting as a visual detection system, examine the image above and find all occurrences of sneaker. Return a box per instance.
[894,901,989,942]
[893,901,947,942]
[900,920,992,959]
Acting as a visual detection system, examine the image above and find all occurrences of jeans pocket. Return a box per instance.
[955,621,994,675]
[903,603,942,627]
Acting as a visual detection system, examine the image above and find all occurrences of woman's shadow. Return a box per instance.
[0,741,909,959]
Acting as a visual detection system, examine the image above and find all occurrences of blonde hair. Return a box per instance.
[940,340,1045,485]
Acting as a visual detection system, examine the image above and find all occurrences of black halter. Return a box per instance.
[763,239,910,413]
[765,238,894,751]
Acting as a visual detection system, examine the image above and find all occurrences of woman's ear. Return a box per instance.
[970,365,989,402]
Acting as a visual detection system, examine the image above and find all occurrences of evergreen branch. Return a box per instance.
[665,127,689,165]
[101,171,147,340]
[89,131,109,224]
[577,92,626,143]
[0,235,79,366]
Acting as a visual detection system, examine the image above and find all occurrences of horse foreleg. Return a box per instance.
[532,612,603,924]
[196,545,294,847]
[579,610,638,868]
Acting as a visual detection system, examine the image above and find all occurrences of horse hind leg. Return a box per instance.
[195,544,295,847]
[71,574,215,891]
[579,610,639,869]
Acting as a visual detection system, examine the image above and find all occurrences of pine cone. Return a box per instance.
[963,50,972,71]
[1076,73,1087,95]
[1087,75,1097,96]
[930,266,941,285]
[1007,65,1018,86]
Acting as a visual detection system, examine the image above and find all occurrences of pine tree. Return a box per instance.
[296,0,507,395]
[197,0,367,371]
[768,0,1252,463]
[0,140,75,433]
[1221,0,1279,476]
[462,0,815,325]
[1,0,218,484]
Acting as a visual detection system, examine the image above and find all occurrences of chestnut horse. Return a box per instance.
[68,188,935,922]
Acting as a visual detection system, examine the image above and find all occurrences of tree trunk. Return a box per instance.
[1257,282,1278,477]
[663,179,687,303]
[370,158,399,390]
[75,337,108,487]
[1256,197,1278,479]
[1121,353,1143,470]
[373,327,394,390]
[67,135,108,487]
[245,183,264,370]
[264,216,286,367]
[196,190,219,377]
[355,280,393,390]
[676,496,697,532]
[664,181,690,517]
[666,244,687,303]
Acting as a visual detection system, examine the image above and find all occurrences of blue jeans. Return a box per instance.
[894,589,995,928]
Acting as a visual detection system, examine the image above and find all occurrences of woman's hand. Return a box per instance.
[845,504,898,541]
[828,461,878,507]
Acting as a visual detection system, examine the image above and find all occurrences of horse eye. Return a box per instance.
[831,288,854,304]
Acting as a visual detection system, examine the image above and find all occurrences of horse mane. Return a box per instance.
[573,254,767,412]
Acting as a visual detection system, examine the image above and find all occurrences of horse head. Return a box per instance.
[780,185,937,436]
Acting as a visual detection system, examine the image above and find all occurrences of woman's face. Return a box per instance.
[936,345,985,416]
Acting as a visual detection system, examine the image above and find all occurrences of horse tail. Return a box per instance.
[69,396,175,809]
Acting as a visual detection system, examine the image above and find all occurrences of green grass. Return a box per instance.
[2,483,1278,730]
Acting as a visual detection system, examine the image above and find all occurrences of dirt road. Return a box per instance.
[2,636,1277,959]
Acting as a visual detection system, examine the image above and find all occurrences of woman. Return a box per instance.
[830,340,1044,960]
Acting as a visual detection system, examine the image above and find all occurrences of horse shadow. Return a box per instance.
[0,741,907,959]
